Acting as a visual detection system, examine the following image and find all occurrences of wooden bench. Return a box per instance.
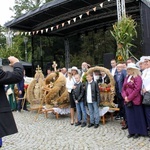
[101,107,120,125]
[43,108,59,119]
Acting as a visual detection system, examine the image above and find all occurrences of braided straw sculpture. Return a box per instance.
[86,66,116,108]
[43,72,69,109]
[27,66,45,110]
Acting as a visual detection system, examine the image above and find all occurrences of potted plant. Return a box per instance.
[110,16,137,62]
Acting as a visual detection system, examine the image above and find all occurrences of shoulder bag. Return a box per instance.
[142,92,150,105]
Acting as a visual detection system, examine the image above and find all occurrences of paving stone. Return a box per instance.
[1,111,150,150]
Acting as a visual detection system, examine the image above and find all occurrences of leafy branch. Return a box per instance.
[110,16,137,61]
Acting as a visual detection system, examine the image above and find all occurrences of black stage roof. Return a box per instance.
[5,0,140,37]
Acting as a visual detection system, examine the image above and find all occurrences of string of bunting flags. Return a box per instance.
[12,0,112,36]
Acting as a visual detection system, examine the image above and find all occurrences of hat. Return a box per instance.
[127,63,139,70]
[144,56,150,61]
[136,56,146,67]
[71,66,78,71]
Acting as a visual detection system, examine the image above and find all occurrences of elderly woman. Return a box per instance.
[121,63,147,138]
[142,56,150,137]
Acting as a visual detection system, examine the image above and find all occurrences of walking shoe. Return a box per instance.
[127,134,134,138]
[75,122,81,126]
[115,116,121,120]
[81,122,86,127]
[23,109,29,111]
[88,123,94,128]
[94,124,99,128]
[133,134,139,139]
[121,125,128,130]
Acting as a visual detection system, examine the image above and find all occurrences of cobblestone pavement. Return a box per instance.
[1,111,150,150]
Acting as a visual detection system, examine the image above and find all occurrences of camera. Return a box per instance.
[2,59,10,66]
[0,58,13,72]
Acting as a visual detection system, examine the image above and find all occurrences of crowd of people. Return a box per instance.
[109,57,150,139]
[60,58,150,139]
[1,56,150,148]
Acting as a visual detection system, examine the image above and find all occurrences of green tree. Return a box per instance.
[10,0,48,18]
[0,25,6,49]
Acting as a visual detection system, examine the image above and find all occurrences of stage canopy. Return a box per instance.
[5,0,140,37]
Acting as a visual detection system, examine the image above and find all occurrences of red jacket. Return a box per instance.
[121,75,142,105]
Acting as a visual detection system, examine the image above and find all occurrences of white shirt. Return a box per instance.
[111,67,116,76]
[66,77,75,93]
[101,74,106,83]
[142,68,150,91]
[127,75,132,83]
[87,81,92,103]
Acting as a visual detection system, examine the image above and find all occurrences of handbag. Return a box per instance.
[142,92,150,106]
[126,101,133,107]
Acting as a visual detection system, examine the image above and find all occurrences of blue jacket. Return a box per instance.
[17,78,24,92]
[114,69,127,94]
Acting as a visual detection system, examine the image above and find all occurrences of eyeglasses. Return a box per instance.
[144,60,150,63]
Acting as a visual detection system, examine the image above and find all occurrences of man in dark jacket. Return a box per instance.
[114,63,127,129]
[0,56,24,146]
[85,73,100,128]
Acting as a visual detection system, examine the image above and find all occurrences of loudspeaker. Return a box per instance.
[103,53,115,69]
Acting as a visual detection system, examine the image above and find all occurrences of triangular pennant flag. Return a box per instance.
[73,18,76,22]
[68,20,71,25]
[32,31,35,35]
[100,3,103,8]
[46,28,49,32]
[36,30,39,34]
[41,30,43,34]
[79,14,83,19]
[15,32,19,36]
[25,32,28,35]
[93,7,97,12]
[56,25,59,29]
[28,32,31,35]
[62,23,65,27]
[86,11,90,16]
[21,32,24,35]
[51,27,54,31]
[17,32,20,35]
